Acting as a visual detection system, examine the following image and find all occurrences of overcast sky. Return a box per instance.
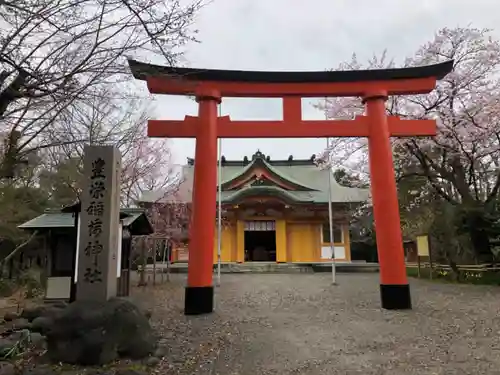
[140,0,500,166]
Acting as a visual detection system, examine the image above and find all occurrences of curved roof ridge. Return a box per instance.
[220,157,318,191]
[224,186,310,204]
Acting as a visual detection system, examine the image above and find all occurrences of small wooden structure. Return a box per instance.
[18,204,154,301]
[403,239,418,262]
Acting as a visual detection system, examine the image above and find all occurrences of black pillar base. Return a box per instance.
[380,284,412,310]
[184,286,214,315]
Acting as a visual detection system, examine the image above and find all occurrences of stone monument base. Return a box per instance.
[21,298,157,365]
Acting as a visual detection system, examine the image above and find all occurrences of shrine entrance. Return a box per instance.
[244,221,276,262]
[128,58,453,315]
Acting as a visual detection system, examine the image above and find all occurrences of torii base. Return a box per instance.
[184,286,214,315]
[380,284,412,310]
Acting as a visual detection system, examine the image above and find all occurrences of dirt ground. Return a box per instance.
[135,273,500,375]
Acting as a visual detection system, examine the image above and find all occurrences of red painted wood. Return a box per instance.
[148,115,436,138]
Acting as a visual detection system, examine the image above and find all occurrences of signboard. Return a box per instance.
[416,235,429,256]
[244,221,275,231]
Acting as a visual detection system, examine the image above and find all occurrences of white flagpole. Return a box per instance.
[216,104,222,286]
[325,98,337,285]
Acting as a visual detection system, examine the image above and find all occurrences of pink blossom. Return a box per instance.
[320,26,500,204]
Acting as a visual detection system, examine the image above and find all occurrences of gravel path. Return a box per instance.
[135,273,500,375]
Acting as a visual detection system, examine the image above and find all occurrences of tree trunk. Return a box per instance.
[0,231,38,275]
[468,225,492,263]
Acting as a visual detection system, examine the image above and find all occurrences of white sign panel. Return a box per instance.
[321,246,346,260]
[244,221,275,231]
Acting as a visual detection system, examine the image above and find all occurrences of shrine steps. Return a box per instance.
[156,261,379,274]
[220,262,313,274]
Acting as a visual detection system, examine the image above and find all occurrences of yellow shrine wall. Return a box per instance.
[286,222,320,262]
[207,218,350,264]
[212,223,237,263]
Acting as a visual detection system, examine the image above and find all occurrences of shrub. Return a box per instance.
[407,266,500,285]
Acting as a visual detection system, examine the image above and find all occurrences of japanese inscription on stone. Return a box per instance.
[77,145,121,302]
[83,157,106,284]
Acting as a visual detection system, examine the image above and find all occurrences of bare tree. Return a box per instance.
[121,138,181,207]
[36,85,179,207]
[0,0,204,175]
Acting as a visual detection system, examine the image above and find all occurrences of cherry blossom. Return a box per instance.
[321,26,500,205]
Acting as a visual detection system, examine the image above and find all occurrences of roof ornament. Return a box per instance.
[252,150,265,160]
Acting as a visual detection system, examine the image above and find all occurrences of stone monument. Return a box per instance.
[76,145,122,301]
[15,146,157,366]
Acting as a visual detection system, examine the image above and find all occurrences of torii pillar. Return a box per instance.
[364,91,409,308]
[184,90,220,314]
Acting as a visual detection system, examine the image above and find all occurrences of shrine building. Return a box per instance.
[140,151,369,264]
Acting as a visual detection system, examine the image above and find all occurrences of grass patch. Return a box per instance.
[407,266,500,285]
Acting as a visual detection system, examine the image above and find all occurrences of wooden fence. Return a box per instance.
[407,262,500,272]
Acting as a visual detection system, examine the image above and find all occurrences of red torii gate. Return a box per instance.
[129,59,453,315]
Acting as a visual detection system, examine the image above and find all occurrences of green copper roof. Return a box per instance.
[139,152,370,205]
[220,156,316,191]
[18,208,154,235]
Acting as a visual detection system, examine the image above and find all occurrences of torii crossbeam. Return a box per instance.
[129,59,453,315]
